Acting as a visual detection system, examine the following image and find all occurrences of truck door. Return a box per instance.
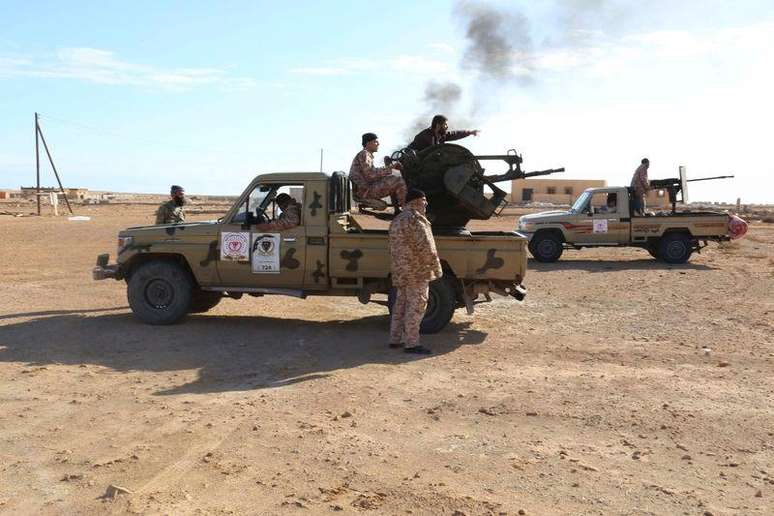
[577,190,628,244]
[216,183,306,288]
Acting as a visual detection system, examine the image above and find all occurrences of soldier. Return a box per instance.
[155,185,186,224]
[255,193,300,231]
[630,158,650,216]
[388,188,443,354]
[407,114,479,152]
[350,132,407,207]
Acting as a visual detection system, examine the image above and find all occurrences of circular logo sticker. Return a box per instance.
[222,232,249,260]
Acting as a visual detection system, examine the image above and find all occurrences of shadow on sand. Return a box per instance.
[0,311,486,395]
[528,258,716,272]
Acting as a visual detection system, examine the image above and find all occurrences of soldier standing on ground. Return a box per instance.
[630,158,650,216]
[407,114,479,153]
[350,132,407,206]
[155,185,186,224]
[254,193,301,231]
[388,189,443,355]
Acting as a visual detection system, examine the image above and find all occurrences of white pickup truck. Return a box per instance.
[517,185,742,264]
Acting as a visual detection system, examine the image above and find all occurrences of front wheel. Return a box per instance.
[657,233,694,264]
[388,277,457,334]
[528,232,564,262]
[127,261,193,325]
[189,290,223,313]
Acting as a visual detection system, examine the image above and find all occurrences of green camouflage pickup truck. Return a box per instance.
[94,172,528,330]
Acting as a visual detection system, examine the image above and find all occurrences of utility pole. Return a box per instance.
[35,114,73,215]
[35,113,40,215]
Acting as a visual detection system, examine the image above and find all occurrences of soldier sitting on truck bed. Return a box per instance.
[350,132,406,207]
[407,114,479,152]
[155,185,186,224]
[254,193,300,232]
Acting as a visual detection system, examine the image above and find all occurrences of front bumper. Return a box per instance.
[92,253,121,280]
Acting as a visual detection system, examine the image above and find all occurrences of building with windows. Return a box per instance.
[511,179,607,204]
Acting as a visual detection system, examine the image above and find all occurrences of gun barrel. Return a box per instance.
[524,167,565,177]
[686,175,734,183]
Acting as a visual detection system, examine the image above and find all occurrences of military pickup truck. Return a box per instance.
[93,172,528,330]
[517,185,737,264]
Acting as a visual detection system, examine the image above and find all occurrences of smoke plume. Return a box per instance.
[402,1,617,143]
[456,1,534,84]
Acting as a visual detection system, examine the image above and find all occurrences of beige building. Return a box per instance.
[511,178,670,209]
[511,179,607,204]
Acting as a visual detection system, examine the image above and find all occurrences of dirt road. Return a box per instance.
[1,205,772,515]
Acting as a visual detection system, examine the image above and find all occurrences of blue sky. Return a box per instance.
[1,0,773,203]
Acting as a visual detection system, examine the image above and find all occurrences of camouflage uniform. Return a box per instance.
[349,149,407,205]
[408,127,476,152]
[388,198,443,346]
[630,164,649,215]
[258,202,301,231]
[155,199,185,224]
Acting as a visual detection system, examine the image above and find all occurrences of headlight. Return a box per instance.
[117,236,133,254]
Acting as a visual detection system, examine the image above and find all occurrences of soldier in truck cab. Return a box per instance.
[254,193,300,232]
[407,114,479,153]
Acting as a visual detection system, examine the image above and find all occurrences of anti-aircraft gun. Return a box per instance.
[390,143,564,232]
[648,166,734,213]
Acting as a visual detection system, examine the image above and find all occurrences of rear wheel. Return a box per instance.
[127,261,193,325]
[388,277,457,334]
[658,233,694,264]
[528,232,564,262]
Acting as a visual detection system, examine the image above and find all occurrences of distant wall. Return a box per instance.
[511,179,607,204]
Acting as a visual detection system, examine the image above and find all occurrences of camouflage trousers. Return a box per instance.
[358,175,407,206]
[389,283,429,347]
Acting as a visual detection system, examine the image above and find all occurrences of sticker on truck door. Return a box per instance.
[593,219,608,233]
[251,233,280,273]
[221,232,250,261]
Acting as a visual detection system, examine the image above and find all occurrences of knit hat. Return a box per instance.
[405,189,426,203]
[361,132,378,147]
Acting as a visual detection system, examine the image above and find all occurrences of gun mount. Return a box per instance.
[650,173,734,213]
[391,143,563,232]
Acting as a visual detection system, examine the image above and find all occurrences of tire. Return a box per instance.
[127,261,193,325]
[189,290,223,313]
[388,277,457,334]
[657,233,694,264]
[528,232,564,263]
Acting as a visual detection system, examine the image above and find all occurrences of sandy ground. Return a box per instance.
[1,204,773,515]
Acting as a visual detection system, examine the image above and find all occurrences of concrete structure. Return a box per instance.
[21,187,89,201]
[511,179,607,204]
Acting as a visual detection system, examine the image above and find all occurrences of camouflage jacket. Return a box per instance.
[389,202,443,286]
[260,202,301,232]
[630,164,649,196]
[349,150,394,193]
[155,200,185,224]
[408,127,475,152]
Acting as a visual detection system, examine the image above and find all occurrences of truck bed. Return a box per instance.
[330,215,528,283]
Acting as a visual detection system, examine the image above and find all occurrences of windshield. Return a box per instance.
[570,191,591,213]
